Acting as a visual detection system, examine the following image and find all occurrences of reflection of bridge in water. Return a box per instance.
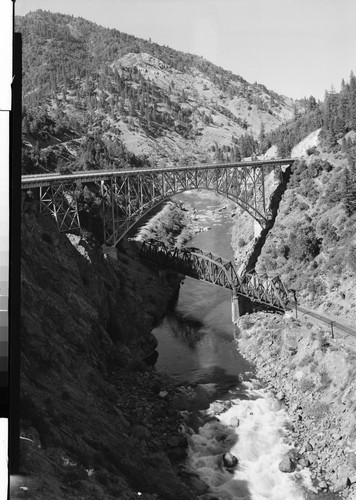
[139,239,290,321]
[21,159,295,246]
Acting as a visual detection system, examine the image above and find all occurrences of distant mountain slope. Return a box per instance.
[262,72,356,157]
[16,9,296,173]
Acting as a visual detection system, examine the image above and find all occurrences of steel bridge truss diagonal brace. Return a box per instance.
[139,240,288,312]
[104,165,272,245]
[39,182,81,233]
[23,159,294,246]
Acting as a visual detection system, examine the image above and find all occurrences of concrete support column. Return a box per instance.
[231,292,241,324]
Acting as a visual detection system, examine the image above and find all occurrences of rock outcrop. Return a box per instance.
[19,211,199,499]
[222,452,238,469]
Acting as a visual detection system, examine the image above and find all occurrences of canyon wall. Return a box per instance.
[20,210,201,499]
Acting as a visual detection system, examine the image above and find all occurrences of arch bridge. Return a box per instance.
[21,159,295,246]
[139,239,290,318]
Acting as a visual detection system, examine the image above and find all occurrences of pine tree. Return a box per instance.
[343,165,356,216]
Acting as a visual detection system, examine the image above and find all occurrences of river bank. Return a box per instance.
[237,311,356,499]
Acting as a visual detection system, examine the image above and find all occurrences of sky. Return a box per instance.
[12,0,356,100]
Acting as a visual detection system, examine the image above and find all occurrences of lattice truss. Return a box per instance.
[140,239,289,310]
[39,182,81,232]
[99,165,272,245]
[29,162,286,244]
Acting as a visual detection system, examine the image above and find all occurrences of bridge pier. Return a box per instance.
[231,292,241,324]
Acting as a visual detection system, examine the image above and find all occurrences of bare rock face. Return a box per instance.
[222,452,238,469]
[20,213,196,500]
[278,456,296,473]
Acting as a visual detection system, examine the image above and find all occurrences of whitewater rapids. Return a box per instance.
[187,383,314,500]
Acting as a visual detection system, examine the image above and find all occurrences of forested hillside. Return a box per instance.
[16,9,296,174]
[263,72,356,160]
[254,74,356,322]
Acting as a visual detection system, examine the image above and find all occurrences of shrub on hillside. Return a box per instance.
[346,244,356,273]
[323,170,346,207]
[298,200,309,211]
[288,223,322,263]
[325,250,345,276]
[317,218,339,245]
[299,353,314,367]
[289,159,332,189]
[306,401,330,420]
[307,277,326,298]
[319,370,332,389]
[300,377,315,393]
[306,146,317,156]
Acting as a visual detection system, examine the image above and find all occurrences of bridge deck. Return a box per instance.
[21,159,295,189]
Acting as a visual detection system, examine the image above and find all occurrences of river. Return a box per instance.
[152,191,336,500]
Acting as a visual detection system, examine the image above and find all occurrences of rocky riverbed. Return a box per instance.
[237,312,356,499]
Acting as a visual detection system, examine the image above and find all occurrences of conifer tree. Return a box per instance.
[343,165,356,216]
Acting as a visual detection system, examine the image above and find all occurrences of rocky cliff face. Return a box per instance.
[20,211,199,499]
[237,312,356,498]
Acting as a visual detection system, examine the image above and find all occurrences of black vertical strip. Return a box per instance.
[9,31,22,475]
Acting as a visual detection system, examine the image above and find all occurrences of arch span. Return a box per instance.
[21,159,295,245]
[99,160,294,245]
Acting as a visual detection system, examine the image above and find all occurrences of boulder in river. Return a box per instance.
[222,452,238,469]
[298,458,311,468]
[279,456,296,473]
[229,416,240,428]
[210,401,232,415]
[276,391,285,401]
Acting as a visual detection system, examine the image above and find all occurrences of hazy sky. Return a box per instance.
[14,0,356,101]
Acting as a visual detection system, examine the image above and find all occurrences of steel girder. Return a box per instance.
[140,239,288,311]
[22,160,295,244]
[39,182,81,232]
[101,165,273,245]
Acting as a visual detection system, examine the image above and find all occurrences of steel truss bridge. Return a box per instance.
[140,239,290,313]
[21,159,294,246]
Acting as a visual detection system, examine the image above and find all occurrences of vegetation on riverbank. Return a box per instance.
[135,201,194,248]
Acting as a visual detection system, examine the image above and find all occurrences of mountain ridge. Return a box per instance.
[16,9,297,174]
